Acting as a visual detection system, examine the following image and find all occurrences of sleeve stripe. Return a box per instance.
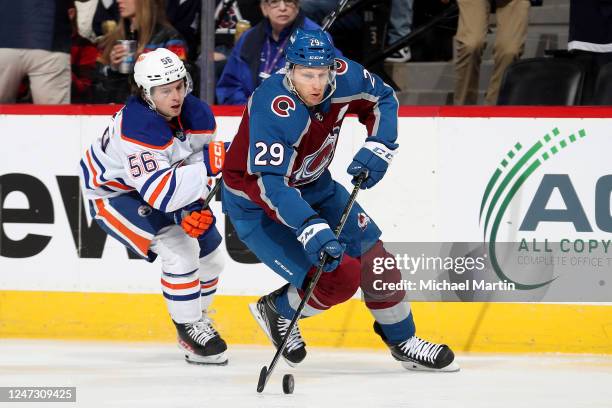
[105,181,133,191]
[159,171,177,212]
[140,168,171,197]
[86,149,133,192]
[80,160,92,190]
[147,171,173,207]
[85,150,101,187]
[90,149,108,182]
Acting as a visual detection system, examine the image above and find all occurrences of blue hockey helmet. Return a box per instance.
[285,28,337,105]
[285,28,336,67]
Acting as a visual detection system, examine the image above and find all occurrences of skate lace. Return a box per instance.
[186,317,218,346]
[399,336,443,364]
[277,317,304,353]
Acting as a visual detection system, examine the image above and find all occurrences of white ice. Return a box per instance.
[1,340,611,408]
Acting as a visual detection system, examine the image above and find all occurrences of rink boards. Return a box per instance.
[1,105,611,353]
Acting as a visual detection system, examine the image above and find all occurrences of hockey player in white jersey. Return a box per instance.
[79,48,228,365]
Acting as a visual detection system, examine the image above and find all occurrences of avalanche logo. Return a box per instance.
[335,58,348,75]
[271,95,296,117]
[357,212,370,231]
[292,127,339,185]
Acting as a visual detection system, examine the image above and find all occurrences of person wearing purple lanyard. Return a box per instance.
[216,0,341,105]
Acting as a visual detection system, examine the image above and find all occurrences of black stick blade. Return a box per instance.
[257,366,268,393]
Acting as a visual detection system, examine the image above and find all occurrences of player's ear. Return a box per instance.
[260,0,268,17]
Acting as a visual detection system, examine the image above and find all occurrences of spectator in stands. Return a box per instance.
[216,0,340,105]
[93,0,188,103]
[568,0,612,104]
[0,0,77,104]
[69,3,98,103]
[454,0,530,105]
[93,0,120,37]
[94,0,205,61]
[213,0,264,83]
[300,0,362,64]
[386,0,414,62]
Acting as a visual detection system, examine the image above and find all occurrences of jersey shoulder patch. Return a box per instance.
[121,97,173,149]
[333,57,373,99]
[249,75,309,144]
[180,94,216,134]
[334,57,350,76]
[251,75,295,113]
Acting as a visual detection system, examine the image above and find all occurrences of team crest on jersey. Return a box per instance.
[335,58,348,76]
[138,205,152,217]
[292,126,340,185]
[174,129,186,141]
[271,95,296,117]
[357,212,370,231]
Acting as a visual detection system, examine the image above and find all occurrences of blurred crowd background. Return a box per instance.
[0,0,610,106]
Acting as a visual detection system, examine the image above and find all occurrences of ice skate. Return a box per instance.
[374,322,460,372]
[249,292,306,366]
[174,315,228,365]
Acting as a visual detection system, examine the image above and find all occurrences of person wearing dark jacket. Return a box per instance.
[216,0,340,105]
[0,0,74,104]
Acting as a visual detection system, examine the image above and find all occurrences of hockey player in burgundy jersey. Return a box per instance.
[79,48,228,365]
[222,29,459,371]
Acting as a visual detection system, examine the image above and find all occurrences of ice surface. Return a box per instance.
[0,340,611,408]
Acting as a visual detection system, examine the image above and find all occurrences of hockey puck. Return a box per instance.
[282,374,294,394]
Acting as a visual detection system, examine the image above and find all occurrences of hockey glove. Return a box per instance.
[347,139,397,189]
[181,209,214,238]
[296,217,345,272]
[172,200,215,238]
[203,141,230,177]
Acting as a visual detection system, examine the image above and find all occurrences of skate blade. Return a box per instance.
[184,351,228,366]
[248,303,298,368]
[401,360,460,372]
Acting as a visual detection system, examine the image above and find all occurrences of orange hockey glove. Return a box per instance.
[181,209,214,238]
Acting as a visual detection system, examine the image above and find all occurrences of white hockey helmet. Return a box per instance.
[133,48,192,109]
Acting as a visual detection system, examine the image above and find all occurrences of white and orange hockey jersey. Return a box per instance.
[80,94,218,213]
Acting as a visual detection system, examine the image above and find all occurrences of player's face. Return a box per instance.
[117,0,137,18]
[291,65,331,106]
[151,79,186,120]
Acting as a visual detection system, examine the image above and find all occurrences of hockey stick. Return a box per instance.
[321,0,351,31]
[203,178,222,208]
[256,172,367,393]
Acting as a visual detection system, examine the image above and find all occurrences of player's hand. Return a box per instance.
[296,218,344,272]
[181,209,214,238]
[203,141,230,177]
[109,44,128,71]
[347,140,397,189]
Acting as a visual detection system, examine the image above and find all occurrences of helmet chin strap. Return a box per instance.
[285,64,337,107]
[142,89,157,110]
